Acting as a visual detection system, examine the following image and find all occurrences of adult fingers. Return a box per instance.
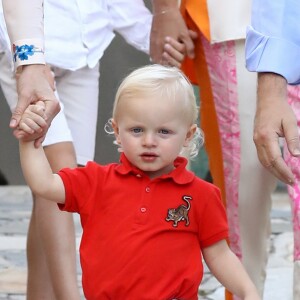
[43,98,61,124]
[188,29,198,40]
[10,97,29,128]
[282,116,300,157]
[254,134,295,185]
[179,33,195,59]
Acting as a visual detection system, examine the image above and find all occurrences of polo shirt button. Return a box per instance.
[136,174,142,178]
[140,207,147,213]
[145,187,150,192]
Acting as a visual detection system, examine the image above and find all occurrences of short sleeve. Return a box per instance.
[198,185,228,248]
[58,162,104,226]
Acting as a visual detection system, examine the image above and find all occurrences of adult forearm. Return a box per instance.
[2,0,44,42]
[2,0,45,69]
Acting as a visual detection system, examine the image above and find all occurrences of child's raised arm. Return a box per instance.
[202,240,260,300]
[19,103,66,204]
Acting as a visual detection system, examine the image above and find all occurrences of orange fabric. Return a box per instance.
[184,36,226,207]
[180,2,198,85]
[181,9,233,300]
[183,0,211,41]
[181,9,226,206]
[179,0,210,83]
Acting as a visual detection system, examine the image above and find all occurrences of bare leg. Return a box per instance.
[26,201,55,299]
[26,142,81,300]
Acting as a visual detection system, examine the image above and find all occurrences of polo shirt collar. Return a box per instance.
[115,153,195,184]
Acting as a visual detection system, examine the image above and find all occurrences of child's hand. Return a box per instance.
[16,101,47,141]
[162,30,197,68]
[13,65,58,148]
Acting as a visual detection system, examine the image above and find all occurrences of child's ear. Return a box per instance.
[111,119,121,144]
[183,124,197,147]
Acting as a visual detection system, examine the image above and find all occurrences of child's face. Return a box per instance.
[113,93,196,179]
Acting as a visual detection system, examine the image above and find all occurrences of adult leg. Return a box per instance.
[0,52,81,300]
[284,85,300,300]
[235,40,277,296]
[186,31,277,297]
[30,142,80,300]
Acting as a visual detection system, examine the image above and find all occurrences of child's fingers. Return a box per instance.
[25,110,47,127]
[19,121,36,134]
[13,126,44,142]
[13,128,27,140]
[19,113,47,133]
[163,37,186,66]
[164,43,185,62]
[19,119,44,134]
[162,52,181,68]
[165,36,186,54]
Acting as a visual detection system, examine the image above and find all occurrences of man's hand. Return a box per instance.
[12,64,60,147]
[254,73,300,185]
[150,0,194,64]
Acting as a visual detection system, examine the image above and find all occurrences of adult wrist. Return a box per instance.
[151,0,179,15]
[257,72,287,103]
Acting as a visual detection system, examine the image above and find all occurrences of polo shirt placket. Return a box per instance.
[134,175,154,226]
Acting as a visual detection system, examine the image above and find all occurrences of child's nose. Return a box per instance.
[143,133,157,147]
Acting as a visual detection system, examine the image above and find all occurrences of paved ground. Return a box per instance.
[0,186,293,299]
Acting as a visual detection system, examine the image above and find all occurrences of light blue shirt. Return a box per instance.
[245,0,300,85]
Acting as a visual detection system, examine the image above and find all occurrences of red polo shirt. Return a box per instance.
[58,153,228,300]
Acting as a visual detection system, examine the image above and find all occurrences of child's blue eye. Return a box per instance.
[132,128,142,133]
[159,129,169,134]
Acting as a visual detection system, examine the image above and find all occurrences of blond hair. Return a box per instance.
[106,64,204,158]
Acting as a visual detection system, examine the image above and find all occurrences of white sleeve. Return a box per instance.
[108,0,152,54]
[2,0,45,68]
